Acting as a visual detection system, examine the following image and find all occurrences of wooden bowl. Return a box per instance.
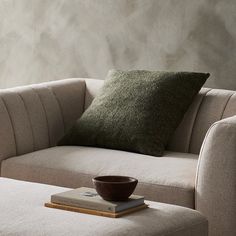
[92,175,138,201]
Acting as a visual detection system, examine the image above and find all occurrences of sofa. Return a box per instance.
[0,78,235,236]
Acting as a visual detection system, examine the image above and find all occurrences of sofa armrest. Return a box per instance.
[195,116,236,236]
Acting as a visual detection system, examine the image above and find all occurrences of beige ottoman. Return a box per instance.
[0,178,207,236]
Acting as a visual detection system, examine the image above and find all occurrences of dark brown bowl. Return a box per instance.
[92,175,138,201]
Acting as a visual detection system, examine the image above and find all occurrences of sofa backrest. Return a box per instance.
[84,79,236,155]
[0,79,85,162]
[1,78,236,163]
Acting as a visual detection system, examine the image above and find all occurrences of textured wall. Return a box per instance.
[0,0,236,89]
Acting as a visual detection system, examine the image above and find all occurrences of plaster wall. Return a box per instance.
[0,0,236,89]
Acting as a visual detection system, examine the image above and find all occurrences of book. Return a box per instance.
[51,187,144,213]
[45,202,148,218]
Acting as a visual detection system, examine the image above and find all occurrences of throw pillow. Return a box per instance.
[58,70,209,156]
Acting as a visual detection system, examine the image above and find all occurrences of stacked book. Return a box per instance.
[45,187,147,218]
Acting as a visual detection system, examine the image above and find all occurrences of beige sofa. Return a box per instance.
[0,78,235,236]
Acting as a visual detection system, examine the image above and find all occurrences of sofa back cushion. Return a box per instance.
[1,77,236,162]
[84,79,236,154]
[0,79,85,162]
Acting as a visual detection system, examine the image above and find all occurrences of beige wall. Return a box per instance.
[0,0,236,89]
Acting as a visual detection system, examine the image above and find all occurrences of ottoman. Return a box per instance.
[0,178,208,236]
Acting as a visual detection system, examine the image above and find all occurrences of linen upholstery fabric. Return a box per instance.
[59,70,209,156]
[1,78,235,163]
[189,89,235,154]
[196,116,236,236]
[0,178,208,236]
[84,79,104,109]
[84,78,105,110]
[1,147,198,208]
[0,79,85,165]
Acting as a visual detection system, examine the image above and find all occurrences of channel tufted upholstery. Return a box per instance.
[1,78,236,161]
[0,79,85,162]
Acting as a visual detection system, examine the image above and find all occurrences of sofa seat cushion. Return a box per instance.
[1,146,198,208]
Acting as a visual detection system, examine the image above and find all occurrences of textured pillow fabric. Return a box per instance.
[59,70,209,156]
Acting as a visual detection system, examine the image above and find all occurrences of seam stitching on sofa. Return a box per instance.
[187,88,212,153]
[0,95,17,156]
[220,92,235,119]
[164,219,207,236]
[47,86,66,133]
[17,92,35,151]
[32,88,51,147]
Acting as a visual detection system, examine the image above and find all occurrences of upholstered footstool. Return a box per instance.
[0,178,208,236]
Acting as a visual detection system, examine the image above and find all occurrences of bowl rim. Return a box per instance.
[92,175,138,184]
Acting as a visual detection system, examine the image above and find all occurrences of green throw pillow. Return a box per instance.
[58,70,209,156]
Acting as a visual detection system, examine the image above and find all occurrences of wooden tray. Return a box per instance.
[45,202,148,218]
